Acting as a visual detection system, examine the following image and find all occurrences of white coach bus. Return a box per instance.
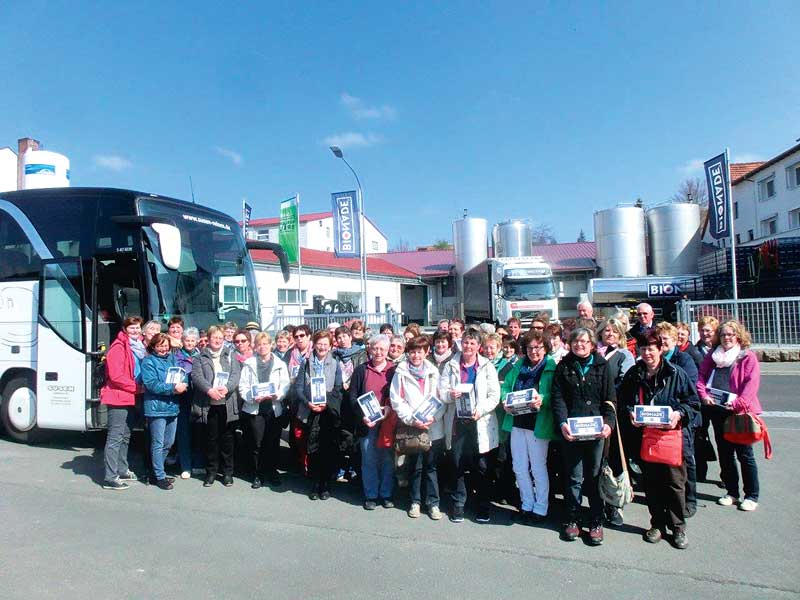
[0,187,287,442]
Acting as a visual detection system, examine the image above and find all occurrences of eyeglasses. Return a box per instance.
[527,345,545,351]
[720,332,736,338]
[294,333,306,339]
[572,339,591,345]
[531,325,544,330]
[234,338,249,344]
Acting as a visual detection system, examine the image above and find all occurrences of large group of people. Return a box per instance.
[100,304,765,549]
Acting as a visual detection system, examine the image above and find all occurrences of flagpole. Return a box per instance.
[296,193,303,319]
[725,148,739,320]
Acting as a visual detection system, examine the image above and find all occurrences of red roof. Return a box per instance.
[249,211,331,227]
[250,247,418,279]
[378,242,597,275]
[731,142,800,185]
[374,250,455,277]
[730,162,765,184]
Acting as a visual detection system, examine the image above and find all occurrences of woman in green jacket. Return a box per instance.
[500,330,558,522]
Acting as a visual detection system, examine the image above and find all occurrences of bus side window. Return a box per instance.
[0,211,41,280]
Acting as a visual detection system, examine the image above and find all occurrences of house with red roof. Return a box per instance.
[704,141,800,247]
[246,210,388,254]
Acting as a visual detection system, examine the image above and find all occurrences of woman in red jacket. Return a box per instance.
[101,316,146,490]
[696,320,763,512]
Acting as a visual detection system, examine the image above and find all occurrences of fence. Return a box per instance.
[677,297,800,347]
[268,311,403,334]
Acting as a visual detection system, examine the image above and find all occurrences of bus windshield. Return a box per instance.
[138,199,259,330]
[502,279,556,301]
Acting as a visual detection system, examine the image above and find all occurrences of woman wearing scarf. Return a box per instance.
[442,329,501,524]
[484,331,516,507]
[696,320,763,512]
[595,317,637,526]
[348,334,396,510]
[428,330,455,375]
[174,327,201,480]
[551,327,616,546]
[142,333,188,490]
[233,329,254,363]
[390,335,443,520]
[192,325,241,487]
[294,330,343,500]
[693,315,719,483]
[500,330,558,522]
[273,330,292,364]
[238,332,291,489]
[334,325,368,483]
[101,316,146,490]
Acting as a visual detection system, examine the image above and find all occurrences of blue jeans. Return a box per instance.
[148,416,178,481]
[359,427,395,501]
[177,403,192,472]
[409,439,443,507]
[712,416,759,501]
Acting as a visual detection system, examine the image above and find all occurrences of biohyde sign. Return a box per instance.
[331,191,361,258]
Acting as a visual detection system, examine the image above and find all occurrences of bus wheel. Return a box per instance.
[1,375,38,443]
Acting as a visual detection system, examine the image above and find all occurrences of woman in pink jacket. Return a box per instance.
[100,316,147,490]
[696,320,762,512]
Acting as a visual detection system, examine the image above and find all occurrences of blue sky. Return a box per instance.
[2,2,797,248]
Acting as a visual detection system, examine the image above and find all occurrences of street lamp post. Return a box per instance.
[330,145,368,316]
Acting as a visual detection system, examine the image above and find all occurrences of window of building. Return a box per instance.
[223,285,246,303]
[735,233,741,244]
[326,227,330,238]
[257,229,270,241]
[733,201,739,219]
[790,207,800,230]
[787,162,800,189]
[748,229,754,241]
[758,175,776,201]
[371,240,379,251]
[278,288,307,304]
[760,215,777,237]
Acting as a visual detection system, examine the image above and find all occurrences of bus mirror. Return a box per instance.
[152,223,181,270]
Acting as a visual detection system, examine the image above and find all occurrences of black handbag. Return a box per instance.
[394,423,432,455]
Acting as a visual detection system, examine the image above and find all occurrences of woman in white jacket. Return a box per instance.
[441,329,500,523]
[238,332,290,489]
[390,336,444,520]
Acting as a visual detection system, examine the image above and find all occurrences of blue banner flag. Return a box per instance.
[331,191,360,258]
[704,153,731,240]
[242,201,252,235]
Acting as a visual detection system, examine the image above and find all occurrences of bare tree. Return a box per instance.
[671,177,708,205]
[532,224,557,245]
[390,238,411,252]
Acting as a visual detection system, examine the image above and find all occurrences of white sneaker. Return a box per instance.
[407,503,421,518]
[739,499,758,511]
[180,471,191,480]
[717,495,736,506]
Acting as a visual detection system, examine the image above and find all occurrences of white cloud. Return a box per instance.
[679,158,704,175]
[340,93,396,120]
[94,155,132,171]
[732,152,764,164]
[215,146,243,166]
[323,132,383,149]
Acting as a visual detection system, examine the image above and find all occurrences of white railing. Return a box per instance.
[677,297,800,347]
[267,311,403,334]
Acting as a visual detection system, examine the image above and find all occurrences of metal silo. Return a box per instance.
[647,203,701,276]
[492,219,532,258]
[453,215,488,318]
[594,206,647,277]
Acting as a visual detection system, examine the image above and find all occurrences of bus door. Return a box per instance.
[36,258,90,431]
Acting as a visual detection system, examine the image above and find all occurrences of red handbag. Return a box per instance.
[723,413,773,459]
[637,388,683,467]
[640,428,683,466]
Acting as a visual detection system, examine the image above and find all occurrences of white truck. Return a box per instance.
[463,256,559,325]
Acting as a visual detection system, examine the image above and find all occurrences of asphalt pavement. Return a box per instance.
[1,367,799,600]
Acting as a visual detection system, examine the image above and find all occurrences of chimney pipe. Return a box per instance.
[17,137,40,191]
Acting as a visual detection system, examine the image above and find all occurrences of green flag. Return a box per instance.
[279,196,299,263]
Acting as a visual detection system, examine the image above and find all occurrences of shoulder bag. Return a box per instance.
[392,375,432,455]
[723,412,773,459]
[599,401,634,508]
[637,388,683,467]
